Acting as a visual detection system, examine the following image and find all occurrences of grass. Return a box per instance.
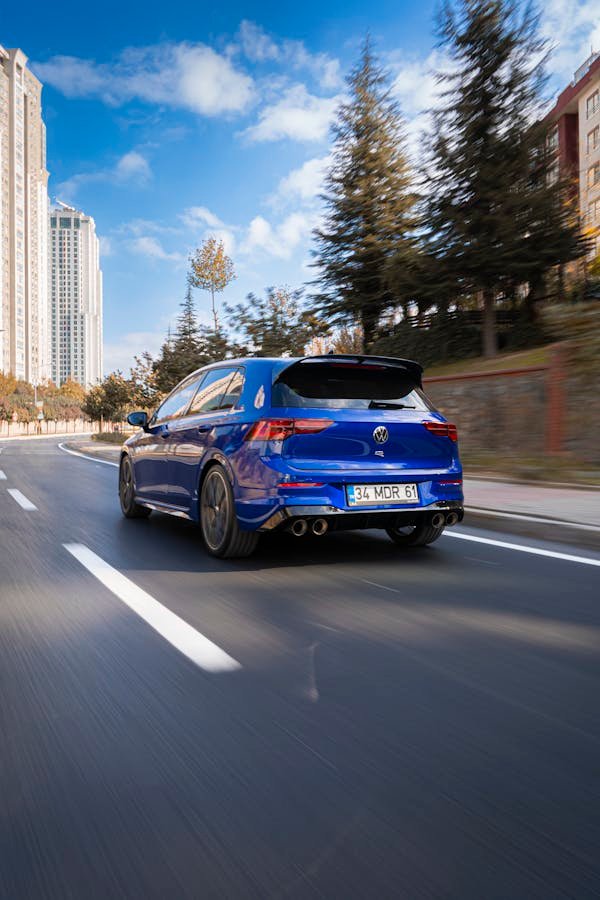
[92,431,132,444]
[424,345,552,378]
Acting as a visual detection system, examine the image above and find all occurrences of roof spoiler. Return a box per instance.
[276,354,424,388]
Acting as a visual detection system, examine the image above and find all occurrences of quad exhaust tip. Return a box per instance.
[290,519,308,537]
[446,511,459,527]
[431,512,445,528]
[312,518,328,536]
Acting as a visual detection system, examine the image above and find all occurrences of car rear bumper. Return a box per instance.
[256,500,464,532]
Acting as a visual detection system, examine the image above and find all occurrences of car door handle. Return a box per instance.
[196,424,211,434]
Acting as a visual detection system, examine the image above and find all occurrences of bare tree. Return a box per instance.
[189,237,236,332]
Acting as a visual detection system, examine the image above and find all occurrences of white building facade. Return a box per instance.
[49,206,103,387]
[0,45,49,382]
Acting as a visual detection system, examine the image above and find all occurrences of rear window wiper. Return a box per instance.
[368,401,416,409]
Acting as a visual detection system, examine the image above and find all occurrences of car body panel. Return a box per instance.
[123,355,464,531]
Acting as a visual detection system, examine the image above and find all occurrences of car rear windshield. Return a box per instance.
[272,361,433,410]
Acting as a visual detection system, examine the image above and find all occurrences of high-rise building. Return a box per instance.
[547,51,600,256]
[49,205,103,387]
[0,45,49,382]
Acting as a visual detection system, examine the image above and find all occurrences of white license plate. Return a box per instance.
[346,483,420,506]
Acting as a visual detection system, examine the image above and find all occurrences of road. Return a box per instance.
[1,437,600,899]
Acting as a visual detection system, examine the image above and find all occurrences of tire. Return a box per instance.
[119,455,151,519]
[386,520,444,547]
[200,465,259,559]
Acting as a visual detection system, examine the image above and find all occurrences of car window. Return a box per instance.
[188,367,241,415]
[272,362,432,411]
[219,368,245,411]
[153,375,205,423]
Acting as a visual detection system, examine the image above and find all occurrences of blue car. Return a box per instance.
[120,355,464,558]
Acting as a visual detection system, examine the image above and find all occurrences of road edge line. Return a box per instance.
[58,442,119,468]
[447,531,600,567]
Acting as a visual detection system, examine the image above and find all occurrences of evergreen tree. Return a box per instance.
[226,287,327,357]
[312,37,418,348]
[153,280,207,393]
[425,0,586,357]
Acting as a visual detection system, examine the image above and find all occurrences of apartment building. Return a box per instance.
[547,51,600,256]
[0,45,49,382]
[49,205,103,387]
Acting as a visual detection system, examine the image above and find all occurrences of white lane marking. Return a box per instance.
[361,578,401,594]
[447,531,600,568]
[63,543,241,673]
[466,506,600,533]
[7,488,37,511]
[0,470,6,480]
[58,442,119,468]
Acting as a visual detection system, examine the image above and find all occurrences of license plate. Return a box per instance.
[346,483,420,506]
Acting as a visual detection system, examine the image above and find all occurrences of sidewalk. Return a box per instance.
[464,478,600,528]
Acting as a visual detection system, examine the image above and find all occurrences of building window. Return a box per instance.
[548,161,559,185]
[588,162,600,187]
[587,126,599,154]
[588,198,600,223]
[547,125,559,152]
[60,217,71,228]
[50,217,57,227]
[587,90,600,119]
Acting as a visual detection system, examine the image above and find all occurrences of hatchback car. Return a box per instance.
[120,355,464,557]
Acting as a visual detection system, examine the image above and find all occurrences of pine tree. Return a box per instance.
[425,0,586,357]
[153,280,207,393]
[312,37,418,348]
[226,287,327,357]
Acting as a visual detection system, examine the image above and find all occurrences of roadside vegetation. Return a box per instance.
[1,0,598,440]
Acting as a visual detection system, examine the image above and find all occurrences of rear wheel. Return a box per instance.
[386,520,444,547]
[119,455,151,519]
[200,465,259,559]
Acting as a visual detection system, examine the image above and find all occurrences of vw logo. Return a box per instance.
[373,426,388,444]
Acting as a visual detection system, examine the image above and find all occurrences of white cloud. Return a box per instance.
[541,0,600,86]
[98,235,113,257]
[55,150,151,200]
[274,154,331,204]
[180,206,225,229]
[241,211,316,259]
[238,20,280,63]
[103,330,165,375]
[243,84,340,142]
[389,51,443,118]
[114,151,151,182]
[237,20,342,89]
[34,42,255,117]
[129,236,184,262]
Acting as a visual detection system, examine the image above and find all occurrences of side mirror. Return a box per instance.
[127,411,149,430]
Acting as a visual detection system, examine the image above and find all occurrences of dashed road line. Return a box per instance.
[7,488,37,511]
[63,543,241,673]
[0,470,6,480]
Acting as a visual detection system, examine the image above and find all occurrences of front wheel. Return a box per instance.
[200,465,259,559]
[119,456,151,519]
[386,520,444,547]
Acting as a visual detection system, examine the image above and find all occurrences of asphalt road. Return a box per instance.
[1,437,600,899]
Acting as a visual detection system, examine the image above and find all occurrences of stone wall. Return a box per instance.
[424,369,548,459]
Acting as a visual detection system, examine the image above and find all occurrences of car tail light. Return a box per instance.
[438,478,463,486]
[279,481,325,488]
[245,418,333,441]
[423,421,458,442]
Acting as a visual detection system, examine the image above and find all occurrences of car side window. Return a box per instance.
[188,367,240,415]
[219,368,245,411]
[153,375,205,424]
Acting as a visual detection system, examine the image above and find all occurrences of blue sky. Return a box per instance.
[4,0,599,373]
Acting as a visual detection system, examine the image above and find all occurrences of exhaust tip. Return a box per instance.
[312,518,328,536]
[431,512,445,529]
[446,511,459,527]
[290,519,308,537]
